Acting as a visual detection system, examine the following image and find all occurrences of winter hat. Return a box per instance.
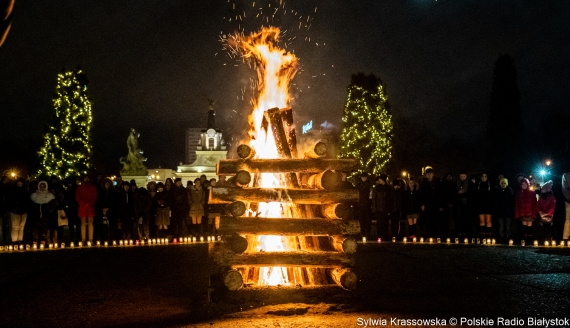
[174,178,182,183]
[360,172,369,178]
[378,173,388,182]
[500,178,509,186]
[541,180,553,193]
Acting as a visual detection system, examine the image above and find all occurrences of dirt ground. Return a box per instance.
[1,242,569,327]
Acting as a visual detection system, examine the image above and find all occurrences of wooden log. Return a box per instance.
[234,170,252,188]
[304,142,327,159]
[225,201,246,217]
[223,269,243,291]
[265,107,292,158]
[237,144,256,160]
[330,236,358,254]
[219,217,361,236]
[330,268,357,291]
[212,251,355,268]
[209,187,359,205]
[307,170,344,190]
[217,158,358,175]
[322,203,353,220]
[222,233,248,253]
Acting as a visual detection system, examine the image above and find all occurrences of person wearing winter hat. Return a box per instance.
[29,181,56,246]
[538,180,556,242]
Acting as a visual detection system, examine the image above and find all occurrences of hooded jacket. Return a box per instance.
[30,181,55,219]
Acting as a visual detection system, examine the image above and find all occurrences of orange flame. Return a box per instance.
[231,27,298,286]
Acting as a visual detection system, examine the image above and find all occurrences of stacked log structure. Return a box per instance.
[209,107,359,291]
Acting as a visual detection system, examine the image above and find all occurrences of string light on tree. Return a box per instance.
[339,73,393,176]
[37,68,93,179]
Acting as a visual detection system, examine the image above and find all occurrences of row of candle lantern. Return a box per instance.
[0,236,221,252]
[361,236,569,247]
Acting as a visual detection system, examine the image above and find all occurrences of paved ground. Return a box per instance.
[1,242,569,327]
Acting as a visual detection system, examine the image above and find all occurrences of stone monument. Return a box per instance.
[120,128,149,187]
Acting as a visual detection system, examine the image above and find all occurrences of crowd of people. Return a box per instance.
[2,166,570,248]
[355,167,570,243]
[0,174,223,247]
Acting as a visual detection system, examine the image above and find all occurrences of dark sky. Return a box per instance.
[1,0,569,174]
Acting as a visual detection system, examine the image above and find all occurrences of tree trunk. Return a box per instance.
[234,170,252,188]
[222,269,243,291]
[330,268,357,290]
[212,251,355,268]
[209,187,359,205]
[225,201,246,217]
[330,236,358,254]
[304,142,328,159]
[307,170,344,190]
[237,144,255,160]
[219,216,361,236]
[321,203,353,220]
[217,159,358,175]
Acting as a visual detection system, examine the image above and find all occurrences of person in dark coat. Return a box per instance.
[64,177,79,243]
[356,172,373,239]
[441,173,456,238]
[134,187,152,241]
[188,178,206,237]
[493,178,514,242]
[97,178,117,242]
[372,174,391,240]
[387,178,404,238]
[455,171,470,238]
[402,177,421,238]
[170,178,189,240]
[7,178,29,245]
[475,173,493,238]
[515,178,537,240]
[116,182,134,240]
[154,182,170,238]
[419,168,443,237]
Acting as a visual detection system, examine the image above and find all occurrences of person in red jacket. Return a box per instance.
[515,178,537,240]
[75,175,98,243]
[538,180,556,242]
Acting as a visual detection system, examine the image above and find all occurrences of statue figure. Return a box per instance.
[120,128,147,176]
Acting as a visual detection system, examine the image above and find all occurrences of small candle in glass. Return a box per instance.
[446,238,450,244]
[61,243,65,248]
[412,237,417,243]
[464,238,469,244]
[521,240,526,246]
[403,237,407,243]
[48,243,53,249]
[509,239,513,246]
[362,236,367,243]
[104,241,108,247]
[533,240,538,247]
[392,237,396,243]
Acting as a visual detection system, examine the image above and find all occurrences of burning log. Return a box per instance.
[265,107,292,158]
[222,269,244,291]
[219,216,361,236]
[213,251,355,268]
[280,108,298,159]
[233,170,252,188]
[322,203,353,220]
[330,268,357,291]
[307,170,344,190]
[304,141,327,159]
[225,201,246,217]
[209,187,359,205]
[330,237,358,254]
[217,158,358,175]
[237,144,256,160]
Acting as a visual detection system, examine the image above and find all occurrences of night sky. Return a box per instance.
[1,0,569,175]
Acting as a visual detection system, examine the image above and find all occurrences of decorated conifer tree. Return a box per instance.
[37,68,93,179]
[339,73,393,176]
